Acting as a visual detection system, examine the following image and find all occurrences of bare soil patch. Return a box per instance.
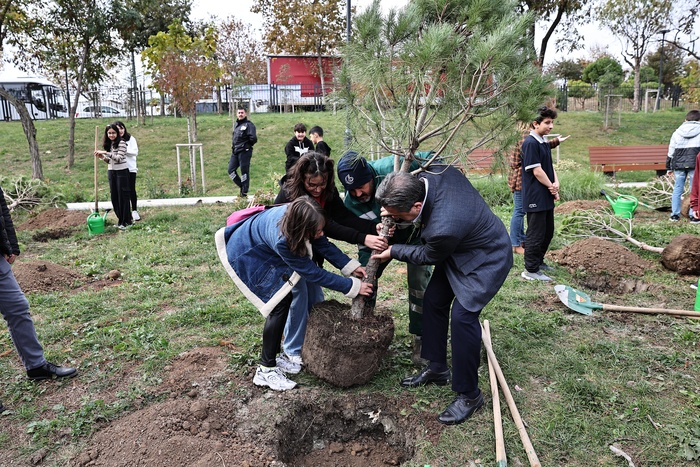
[549,237,658,293]
[555,199,609,215]
[66,347,421,467]
[17,208,87,231]
[13,260,85,293]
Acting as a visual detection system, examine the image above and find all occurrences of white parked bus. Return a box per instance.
[0,76,68,121]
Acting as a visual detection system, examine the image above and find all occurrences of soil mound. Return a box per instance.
[303,300,394,387]
[73,347,421,467]
[555,200,609,215]
[12,261,84,293]
[661,233,700,275]
[549,238,657,293]
[17,208,87,231]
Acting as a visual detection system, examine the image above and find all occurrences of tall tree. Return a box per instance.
[142,20,218,191]
[217,17,266,87]
[338,0,550,316]
[547,59,584,82]
[598,0,674,112]
[10,0,121,168]
[251,0,346,94]
[519,0,594,67]
[644,44,684,87]
[116,0,192,120]
[0,0,42,179]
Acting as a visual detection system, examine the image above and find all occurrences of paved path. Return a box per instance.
[66,195,250,211]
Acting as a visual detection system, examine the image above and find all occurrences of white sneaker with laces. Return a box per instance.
[276,353,303,374]
[132,211,141,221]
[521,270,552,282]
[253,366,297,391]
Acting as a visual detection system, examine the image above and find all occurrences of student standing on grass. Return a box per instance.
[0,186,77,399]
[215,197,373,391]
[371,168,512,425]
[229,107,258,197]
[114,121,141,221]
[520,106,560,282]
[95,123,132,229]
[309,126,331,157]
[690,149,700,224]
[666,109,699,222]
[508,126,567,255]
[284,123,313,173]
[272,152,387,374]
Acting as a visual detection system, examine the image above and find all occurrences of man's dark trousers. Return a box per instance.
[228,149,252,195]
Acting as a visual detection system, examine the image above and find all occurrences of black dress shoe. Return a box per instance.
[27,362,78,381]
[400,366,450,388]
[437,390,484,425]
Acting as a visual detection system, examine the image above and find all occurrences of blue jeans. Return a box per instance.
[509,190,526,247]
[672,169,695,217]
[0,256,47,370]
[282,278,324,357]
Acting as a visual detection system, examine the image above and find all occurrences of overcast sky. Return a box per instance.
[189,0,622,66]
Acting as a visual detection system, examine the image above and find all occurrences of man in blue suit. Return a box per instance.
[372,166,512,425]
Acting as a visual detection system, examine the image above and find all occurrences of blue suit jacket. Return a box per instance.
[391,165,513,312]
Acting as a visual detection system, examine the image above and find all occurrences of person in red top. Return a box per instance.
[690,150,700,224]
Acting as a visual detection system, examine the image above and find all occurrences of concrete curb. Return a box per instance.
[66,195,250,211]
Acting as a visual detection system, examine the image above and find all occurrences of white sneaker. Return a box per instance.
[276,353,303,374]
[253,366,297,391]
[521,270,552,282]
[132,211,141,221]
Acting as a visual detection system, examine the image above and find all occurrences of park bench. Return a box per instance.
[589,145,668,176]
[464,148,499,174]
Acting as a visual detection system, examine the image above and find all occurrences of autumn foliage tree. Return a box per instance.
[217,17,266,87]
[142,20,218,191]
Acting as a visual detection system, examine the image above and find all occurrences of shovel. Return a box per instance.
[554,284,700,319]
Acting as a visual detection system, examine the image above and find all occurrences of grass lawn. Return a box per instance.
[0,109,698,466]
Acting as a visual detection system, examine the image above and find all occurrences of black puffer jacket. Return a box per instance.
[0,186,20,257]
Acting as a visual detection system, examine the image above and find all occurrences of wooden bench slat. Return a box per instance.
[589,145,668,173]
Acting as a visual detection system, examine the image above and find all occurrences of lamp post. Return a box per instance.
[655,28,670,111]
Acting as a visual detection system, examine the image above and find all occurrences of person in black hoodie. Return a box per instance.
[284,123,313,173]
[229,107,258,197]
[0,185,77,386]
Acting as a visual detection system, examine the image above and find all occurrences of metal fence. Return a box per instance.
[557,83,695,113]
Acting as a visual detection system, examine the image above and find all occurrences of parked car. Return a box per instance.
[75,105,122,119]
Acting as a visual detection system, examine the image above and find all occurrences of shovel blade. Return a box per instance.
[554,284,595,315]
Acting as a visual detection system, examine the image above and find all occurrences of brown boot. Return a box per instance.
[412,336,429,367]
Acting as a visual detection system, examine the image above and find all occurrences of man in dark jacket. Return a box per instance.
[372,167,512,425]
[0,186,77,396]
[229,107,258,197]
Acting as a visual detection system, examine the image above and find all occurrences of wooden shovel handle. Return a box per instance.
[602,304,700,318]
[482,321,541,467]
[484,321,507,466]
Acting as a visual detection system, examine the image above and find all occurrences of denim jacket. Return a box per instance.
[215,205,361,317]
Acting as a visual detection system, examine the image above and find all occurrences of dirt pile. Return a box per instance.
[555,199,609,215]
[13,261,85,293]
[549,238,657,293]
[72,347,420,467]
[17,208,87,231]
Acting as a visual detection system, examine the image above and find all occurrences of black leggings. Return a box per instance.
[108,169,133,226]
[260,293,293,367]
[128,172,137,212]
